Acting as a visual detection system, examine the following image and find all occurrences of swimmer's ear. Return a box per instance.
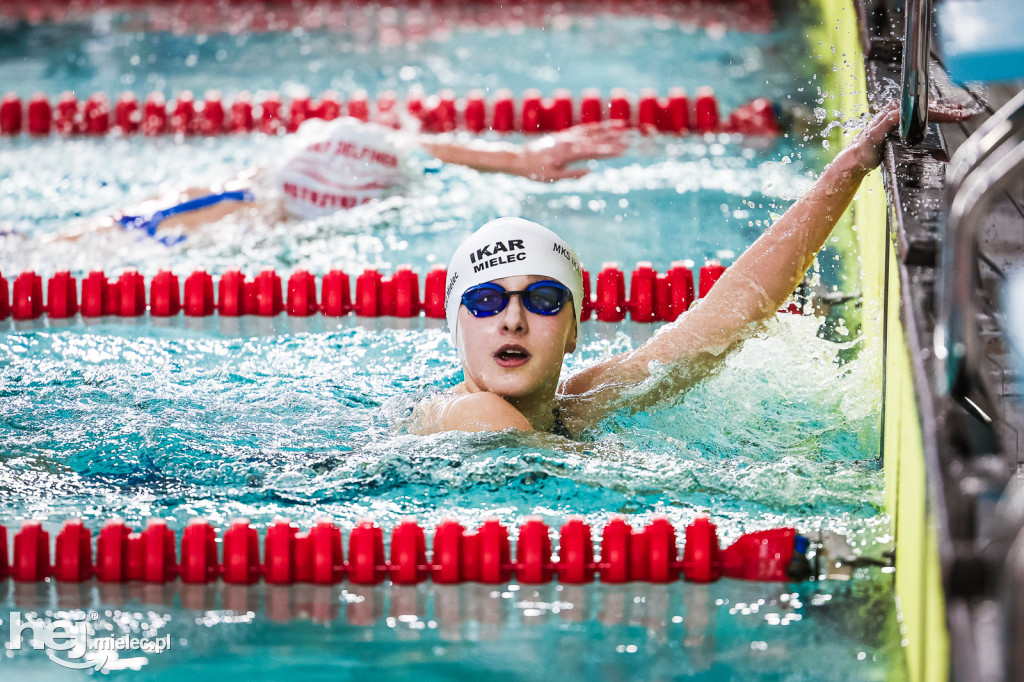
[565,324,578,354]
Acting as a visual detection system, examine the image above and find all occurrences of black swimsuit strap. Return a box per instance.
[550,407,573,439]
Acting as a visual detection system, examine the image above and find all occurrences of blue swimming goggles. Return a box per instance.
[461,280,572,317]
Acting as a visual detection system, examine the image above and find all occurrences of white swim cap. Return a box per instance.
[275,117,414,219]
[445,217,584,345]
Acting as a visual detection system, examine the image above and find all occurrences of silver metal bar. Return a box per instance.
[936,92,1024,415]
[947,89,1024,193]
[900,0,933,144]
[935,136,1024,424]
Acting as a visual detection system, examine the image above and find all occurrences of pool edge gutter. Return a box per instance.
[813,1,948,681]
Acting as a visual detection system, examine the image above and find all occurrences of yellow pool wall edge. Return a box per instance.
[810,1,948,681]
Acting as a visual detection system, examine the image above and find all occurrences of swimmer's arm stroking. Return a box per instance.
[47,168,279,242]
[559,100,974,427]
[418,121,629,181]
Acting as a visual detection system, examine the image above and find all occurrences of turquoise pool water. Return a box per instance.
[0,3,903,679]
[0,315,898,680]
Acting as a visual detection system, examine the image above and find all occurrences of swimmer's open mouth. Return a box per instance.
[493,344,531,368]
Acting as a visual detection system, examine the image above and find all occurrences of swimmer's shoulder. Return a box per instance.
[412,388,531,434]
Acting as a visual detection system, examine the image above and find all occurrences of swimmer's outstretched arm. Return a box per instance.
[560,100,974,423]
[48,167,281,242]
[418,120,629,181]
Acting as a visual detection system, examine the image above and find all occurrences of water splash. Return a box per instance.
[0,311,882,550]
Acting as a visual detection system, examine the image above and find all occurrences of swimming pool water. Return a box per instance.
[1,313,882,525]
[0,314,896,680]
[0,2,902,680]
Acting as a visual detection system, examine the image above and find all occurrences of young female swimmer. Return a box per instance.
[413,100,975,437]
[50,116,629,244]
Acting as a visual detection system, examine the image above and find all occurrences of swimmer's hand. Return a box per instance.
[845,99,977,173]
[521,120,630,182]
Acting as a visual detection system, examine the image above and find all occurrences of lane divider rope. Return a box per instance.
[0,88,781,138]
[0,0,779,39]
[0,515,813,585]
[0,261,803,322]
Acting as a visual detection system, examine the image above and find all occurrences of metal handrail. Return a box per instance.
[900,0,932,144]
[946,89,1024,193]
[935,128,1024,427]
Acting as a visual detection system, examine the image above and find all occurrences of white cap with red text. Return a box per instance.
[274,117,414,219]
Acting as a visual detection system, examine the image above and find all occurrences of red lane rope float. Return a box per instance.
[0,262,806,323]
[0,515,812,585]
[0,88,781,138]
[0,0,778,37]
